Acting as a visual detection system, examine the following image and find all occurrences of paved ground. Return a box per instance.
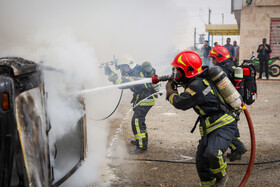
[106,79,280,187]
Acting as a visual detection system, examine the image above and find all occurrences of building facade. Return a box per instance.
[232,0,280,61]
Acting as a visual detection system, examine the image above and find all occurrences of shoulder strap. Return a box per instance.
[206,75,240,120]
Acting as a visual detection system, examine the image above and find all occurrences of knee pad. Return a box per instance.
[204,147,219,161]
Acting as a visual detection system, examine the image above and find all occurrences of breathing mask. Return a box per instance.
[142,62,156,77]
[116,64,131,76]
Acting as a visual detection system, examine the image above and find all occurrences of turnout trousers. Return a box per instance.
[229,127,245,152]
[131,105,152,150]
[196,122,237,186]
[259,58,269,79]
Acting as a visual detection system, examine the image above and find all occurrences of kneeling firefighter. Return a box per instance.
[165,51,239,186]
[208,46,247,162]
[105,60,159,154]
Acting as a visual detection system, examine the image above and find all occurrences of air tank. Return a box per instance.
[208,66,242,109]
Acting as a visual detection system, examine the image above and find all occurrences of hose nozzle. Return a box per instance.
[151,74,173,84]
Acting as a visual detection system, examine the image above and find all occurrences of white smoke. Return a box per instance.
[0,0,189,186]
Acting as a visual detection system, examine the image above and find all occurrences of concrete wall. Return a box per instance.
[239,0,280,61]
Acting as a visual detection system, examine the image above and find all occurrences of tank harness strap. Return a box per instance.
[191,116,207,145]
[202,120,208,145]
[191,116,201,133]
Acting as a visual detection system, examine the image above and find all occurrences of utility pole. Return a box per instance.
[208,9,211,45]
[222,13,224,45]
[208,9,211,25]
[194,27,197,48]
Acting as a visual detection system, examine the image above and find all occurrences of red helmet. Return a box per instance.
[208,46,230,62]
[171,51,202,78]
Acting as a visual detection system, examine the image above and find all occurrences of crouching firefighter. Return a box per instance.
[166,51,238,186]
[104,60,159,154]
[208,46,247,162]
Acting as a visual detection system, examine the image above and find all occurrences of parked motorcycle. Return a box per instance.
[243,52,280,77]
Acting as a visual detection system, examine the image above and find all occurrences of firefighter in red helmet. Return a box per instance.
[208,46,247,162]
[166,51,237,186]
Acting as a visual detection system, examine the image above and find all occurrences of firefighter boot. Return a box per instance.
[130,137,147,146]
[129,147,147,154]
[215,174,228,187]
[229,144,247,162]
[130,140,137,145]
[129,138,148,154]
[226,150,241,161]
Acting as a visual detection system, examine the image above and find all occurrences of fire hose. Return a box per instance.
[91,89,123,121]
[239,102,255,187]
[152,74,256,186]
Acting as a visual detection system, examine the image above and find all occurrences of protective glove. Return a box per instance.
[104,66,113,75]
[165,80,178,100]
[108,74,118,83]
[152,83,162,98]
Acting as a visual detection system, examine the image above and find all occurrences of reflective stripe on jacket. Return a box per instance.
[109,66,156,107]
[168,72,235,135]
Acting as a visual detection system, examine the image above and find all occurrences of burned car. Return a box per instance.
[0,57,87,187]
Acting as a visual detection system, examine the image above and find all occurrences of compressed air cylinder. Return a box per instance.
[233,67,244,98]
[208,66,242,109]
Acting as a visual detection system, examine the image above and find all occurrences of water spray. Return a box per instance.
[70,73,172,97]
[107,89,166,159]
[73,78,152,96]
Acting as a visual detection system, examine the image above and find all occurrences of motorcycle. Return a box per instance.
[243,51,280,77]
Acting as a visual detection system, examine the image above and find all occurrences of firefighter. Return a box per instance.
[166,51,237,186]
[208,46,247,162]
[105,60,158,154]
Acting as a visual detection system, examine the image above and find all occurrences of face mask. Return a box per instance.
[119,64,131,76]
[172,68,182,80]
[144,68,155,77]
[141,62,155,77]
[172,67,188,86]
